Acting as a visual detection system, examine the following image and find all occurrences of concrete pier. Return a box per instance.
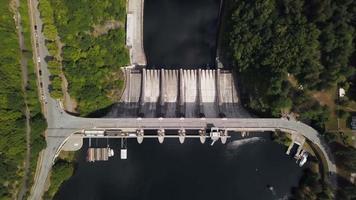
[286,133,306,155]
[126,0,146,66]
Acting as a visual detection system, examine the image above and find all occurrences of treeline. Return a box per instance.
[224,0,355,120]
[0,0,46,198]
[0,1,26,197]
[39,0,129,115]
[291,168,334,199]
[18,0,47,197]
[38,0,63,98]
[0,0,27,198]
[43,159,74,200]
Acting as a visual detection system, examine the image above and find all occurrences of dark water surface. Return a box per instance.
[144,0,221,68]
[55,134,303,200]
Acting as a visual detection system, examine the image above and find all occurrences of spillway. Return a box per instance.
[161,69,178,117]
[180,69,199,117]
[141,69,160,117]
[110,68,248,118]
[199,69,218,117]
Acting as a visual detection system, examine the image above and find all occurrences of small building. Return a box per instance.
[339,88,346,98]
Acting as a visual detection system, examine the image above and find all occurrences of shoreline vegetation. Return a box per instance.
[43,152,75,200]
[38,0,129,116]
[0,0,46,199]
[18,0,47,198]
[38,0,129,198]
[221,0,355,199]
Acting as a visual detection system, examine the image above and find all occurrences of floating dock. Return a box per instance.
[87,148,114,162]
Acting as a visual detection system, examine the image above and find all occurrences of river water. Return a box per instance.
[55,0,304,199]
[55,134,303,200]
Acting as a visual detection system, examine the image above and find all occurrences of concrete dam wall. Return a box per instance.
[108,68,249,118]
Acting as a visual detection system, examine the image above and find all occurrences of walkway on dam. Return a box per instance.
[43,99,337,175]
[126,0,146,66]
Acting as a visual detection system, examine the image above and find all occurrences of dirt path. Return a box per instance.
[91,20,123,37]
[56,39,78,113]
[12,0,32,199]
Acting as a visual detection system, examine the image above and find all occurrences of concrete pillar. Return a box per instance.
[216,69,224,117]
[158,129,165,144]
[123,68,130,102]
[140,68,146,106]
[198,69,203,117]
[179,69,184,116]
[138,68,146,116]
[286,140,295,155]
[178,129,186,144]
[216,69,222,106]
[160,69,165,106]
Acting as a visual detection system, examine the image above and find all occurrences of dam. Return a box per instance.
[108,68,250,118]
[28,0,337,198]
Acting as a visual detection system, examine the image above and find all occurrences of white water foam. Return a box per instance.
[225,137,264,159]
[227,137,263,150]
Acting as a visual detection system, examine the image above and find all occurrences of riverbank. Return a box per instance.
[43,152,75,200]
[219,0,356,197]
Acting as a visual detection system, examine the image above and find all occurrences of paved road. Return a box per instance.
[27,0,64,198]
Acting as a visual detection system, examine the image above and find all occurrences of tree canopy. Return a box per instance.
[224,0,355,120]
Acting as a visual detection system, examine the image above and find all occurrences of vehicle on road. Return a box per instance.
[298,152,308,167]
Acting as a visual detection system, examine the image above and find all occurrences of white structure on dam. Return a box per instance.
[119,68,249,118]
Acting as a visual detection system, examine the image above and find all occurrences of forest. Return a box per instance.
[224,0,355,119]
[43,158,74,200]
[0,0,46,198]
[39,0,129,115]
[19,0,47,198]
[223,0,355,198]
[0,0,28,198]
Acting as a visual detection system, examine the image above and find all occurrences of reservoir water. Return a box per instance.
[144,0,220,68]
[55,0,304,199]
